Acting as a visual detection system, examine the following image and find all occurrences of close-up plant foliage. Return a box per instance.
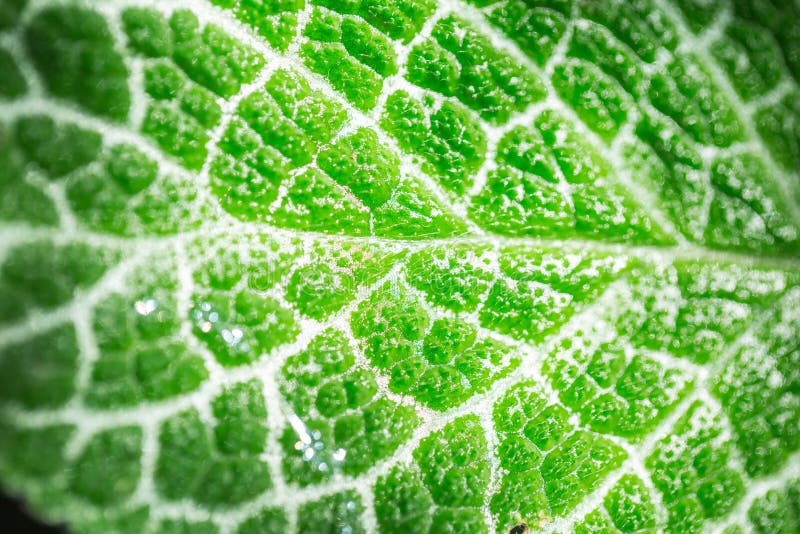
[0,0,799,532]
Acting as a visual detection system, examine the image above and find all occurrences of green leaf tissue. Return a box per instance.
[1,0,799,532]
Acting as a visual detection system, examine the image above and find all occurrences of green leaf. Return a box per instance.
[0,0,799,533]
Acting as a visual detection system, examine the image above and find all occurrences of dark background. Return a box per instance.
[1,493,63,533]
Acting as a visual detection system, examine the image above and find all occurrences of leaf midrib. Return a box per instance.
[4,221,799,272]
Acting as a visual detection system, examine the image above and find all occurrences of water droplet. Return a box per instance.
[134,298,158,316]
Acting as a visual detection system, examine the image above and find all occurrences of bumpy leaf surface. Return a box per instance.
[1,0,799,532]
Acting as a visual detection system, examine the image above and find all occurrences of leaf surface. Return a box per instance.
[1,0,799,532]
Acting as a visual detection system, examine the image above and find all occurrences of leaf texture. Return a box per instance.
[0,0,799,532]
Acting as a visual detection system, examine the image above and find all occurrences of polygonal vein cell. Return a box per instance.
[622,261,794,364]
[0,48,27,99]
[711,20,785,102]
[382,91,487,195]
[713,288,800,477]
[122,8,263,169]
[475,246,630,341]
[299,0,439,110]
[745,479,800,534]
[211,68,466,238]
[755,91,800,174]
[574,474,659,533]
[351,275,520,410]
[491,381,626,530]
[4,115,213,236]
[646,400,745,533]
[26,6,131,121]
[0,238,120,323]
[469,110,670,244]
[376,416,491,534]
[0,323,80,409]
[551,57,632,142]
[352,245,630,411]
[476,0,568,67]
[70,426,143,506]
[211,0,304,52]
[155,380,272,507]
[189,238,299,367]
[628,112,800,253]
[647,53,744,148]
[545,260,796,441]
[0,121,58,228]
[302,6,398,111]
[86,253,208,408]
[545,332,693,440]
[313,0,436,43]
[280,330,418,485]
[580,0,678,64]
[406,15,545,123]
